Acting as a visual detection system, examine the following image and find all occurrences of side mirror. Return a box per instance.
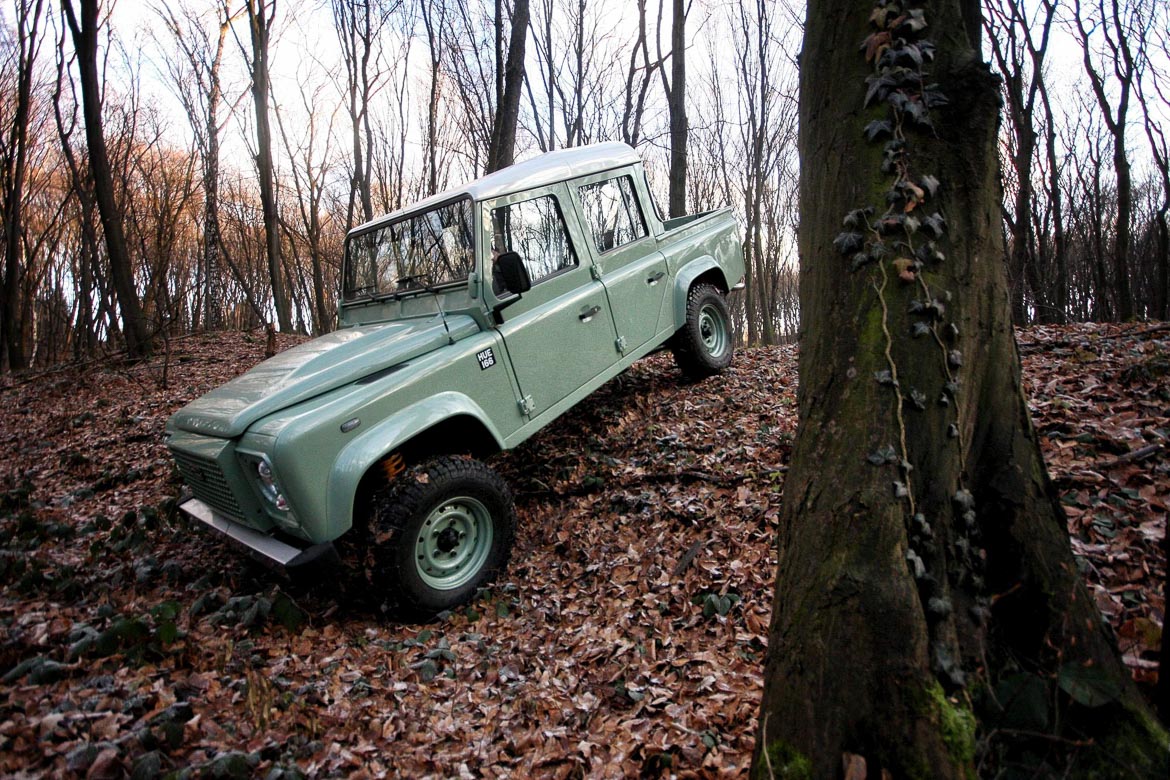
[495,251,531,295]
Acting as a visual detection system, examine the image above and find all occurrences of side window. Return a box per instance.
[490,195,577,287]
[577,175,647,254]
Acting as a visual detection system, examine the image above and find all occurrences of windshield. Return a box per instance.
[343,198,475,301]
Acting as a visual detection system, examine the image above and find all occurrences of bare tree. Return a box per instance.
[332,0,400,230]
[0,0,47,369]
[156,1,239,332]
[485,0,528,173]
[274,73,339,334]
[236,0,293,331]
[619,0,662,148]
[663,0,687,218]
[1072,0,1150,321]
[61,0,151,360]
[985,0,1057,324]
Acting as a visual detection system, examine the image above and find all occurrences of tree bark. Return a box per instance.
[486,0,529,173]
[62,0,151,360]
[752,1,1166,777]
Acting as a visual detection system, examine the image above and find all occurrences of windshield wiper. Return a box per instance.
[396,273,454,344]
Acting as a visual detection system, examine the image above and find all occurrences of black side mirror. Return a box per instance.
[495,251,531,295]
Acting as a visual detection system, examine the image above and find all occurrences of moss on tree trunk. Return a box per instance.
[752,1,1167,777]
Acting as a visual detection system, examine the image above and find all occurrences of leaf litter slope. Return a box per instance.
[0,324,1163,777]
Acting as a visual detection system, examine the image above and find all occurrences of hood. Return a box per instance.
[170,315,479,438]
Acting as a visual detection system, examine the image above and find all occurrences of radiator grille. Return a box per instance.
[172,449,244,521]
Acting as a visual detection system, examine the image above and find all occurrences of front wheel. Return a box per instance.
[672,283,734,379]
[344,456,516,616]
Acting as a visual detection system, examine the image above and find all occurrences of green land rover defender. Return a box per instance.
[166,142,745,614]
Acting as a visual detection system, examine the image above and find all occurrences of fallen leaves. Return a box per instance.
[0,323,1163,776]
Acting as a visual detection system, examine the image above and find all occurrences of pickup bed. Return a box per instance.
[167,142,745,614]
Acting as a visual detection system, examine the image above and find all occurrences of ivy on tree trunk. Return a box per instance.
[751,1,1167,777]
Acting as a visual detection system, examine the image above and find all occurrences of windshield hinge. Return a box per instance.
[615,336,627,354]
[518,395,535,416]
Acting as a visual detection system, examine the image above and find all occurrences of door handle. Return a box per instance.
[647,271,665,286]
[579,305,602,322]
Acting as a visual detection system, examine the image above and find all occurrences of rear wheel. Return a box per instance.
[344,456,516,616]
[672,283,734,379]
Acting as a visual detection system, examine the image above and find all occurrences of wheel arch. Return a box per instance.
[673,258,729,327]
[326,393,505,540]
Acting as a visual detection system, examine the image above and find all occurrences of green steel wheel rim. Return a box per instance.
[698,303,729,358]
[414,496,494,590]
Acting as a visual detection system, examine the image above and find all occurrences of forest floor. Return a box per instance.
[0,322,1166,778]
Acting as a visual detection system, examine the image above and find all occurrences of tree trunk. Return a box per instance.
[666,0,687,218]
[486,0,529,173]
[245,0,292,332]
[752,1,1165,777]
[63,0,151,360]
[1,1,45,371]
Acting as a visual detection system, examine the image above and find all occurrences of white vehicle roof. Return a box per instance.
[351,142,642,235]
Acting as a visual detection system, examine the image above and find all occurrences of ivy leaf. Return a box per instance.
[834,231,865,255]
[901,99,932,128]
[1058,662,1122,708]
[953,489,975,511]
[893,256,917,282]
[918,40,937,63]
[920,175,940,198]
[867,445,899,465]
[893,481,910,499]
[879,214,905,235]
[843,207,873,229]
[912,514,933,539]
[911,321,932,338]
[909,388,927,410]
[903,215,921,235]
[864,120,894,142]
[923,84,949,108]
[862,30,892,63]
[948,349,963,368]
[850,251,876,272]
[906,549,926,579]
[898,8,928,33]
[923,212,948,239]
[874,369,898,387]
[869,6,895,28]
[865,73,896,107]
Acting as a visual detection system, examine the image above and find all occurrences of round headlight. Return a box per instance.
[255,460,289,511]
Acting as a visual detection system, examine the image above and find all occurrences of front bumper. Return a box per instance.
[180,497,333,568]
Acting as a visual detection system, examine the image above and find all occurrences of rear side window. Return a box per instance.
[578,175,647,254]
[490,195,577,286]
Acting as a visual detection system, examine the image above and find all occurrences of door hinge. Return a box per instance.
[518,395,535,416]
[590,264,602,281]
[615,336,627,354]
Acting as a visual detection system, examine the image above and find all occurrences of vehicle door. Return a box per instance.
[572,171,668,354]
[485,185,619,418]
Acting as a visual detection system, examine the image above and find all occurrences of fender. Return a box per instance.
[325,392,506,539]
[672,256,729,326]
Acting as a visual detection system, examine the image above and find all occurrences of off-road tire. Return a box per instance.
[672,283,734,379]
[342,456,516,617]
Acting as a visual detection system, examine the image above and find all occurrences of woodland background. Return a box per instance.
[0,0,1168,369]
